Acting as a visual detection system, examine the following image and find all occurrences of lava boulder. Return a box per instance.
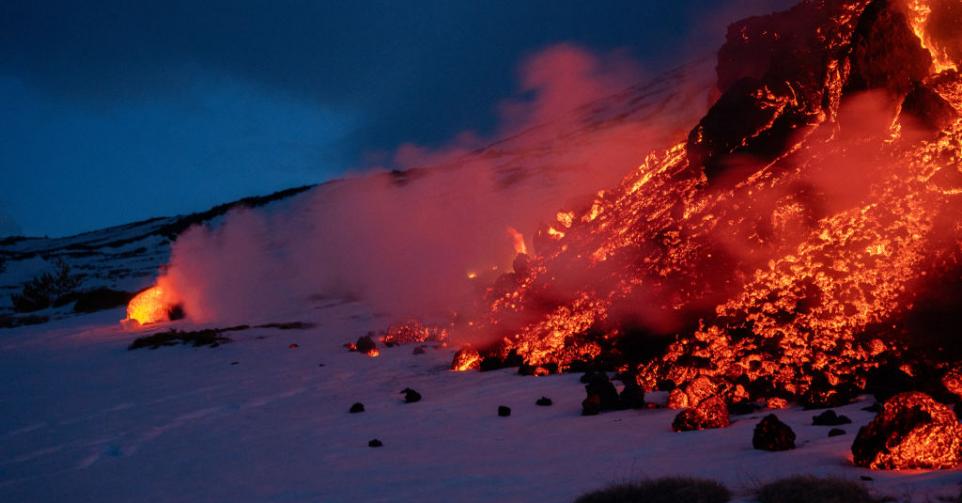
[349,402,365,413]
[852,391,962,469]
[829,428,847,437]
[368,439,383,448]
[536,396,553,406]
[581,372,621,415]
[672,395,730,432]
[753,414,796,451]
[498,405,511,417]
[401,388,422,403]
[812,409,852,426]
[619,379,646,409]
[355,335,377,355]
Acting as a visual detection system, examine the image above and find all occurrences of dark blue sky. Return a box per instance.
[0,1,789,237]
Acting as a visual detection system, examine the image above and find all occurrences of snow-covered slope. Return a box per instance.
[2,304,960,502]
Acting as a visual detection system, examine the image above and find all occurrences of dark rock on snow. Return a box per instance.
[753,414,796,451]
[536,396,553,407]
[581,372,621,415]
[498,406,511,417]
[829,428,847,437]
[355,335,377,355]
[349,402,365,413]
[401,388,422,403]
[812,409,852,426]
[368,439,383,448]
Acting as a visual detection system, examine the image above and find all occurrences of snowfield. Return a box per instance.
[2,302,960,503]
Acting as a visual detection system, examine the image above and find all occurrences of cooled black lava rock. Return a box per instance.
[412,346,425,355]
[498,406,511,417]
[355,335,377,355]
[619,380,646,409]
[368,439,383,448]
[752,414,796,451]
[812,409,852,426]
[582,394,602,416]
[349,402,365,413]
[580,370,606,384]
[729,401,761,416]
[901,82,959,132]
[401,388,422,403]
[582,372,621,415]
[536,396,553,406]
[829,428,847,437]
[479,356,503,372]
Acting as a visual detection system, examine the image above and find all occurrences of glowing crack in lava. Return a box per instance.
[123,283,182,327]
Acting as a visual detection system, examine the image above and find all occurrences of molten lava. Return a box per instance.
[455,0,962,427]
[124,283,181,327]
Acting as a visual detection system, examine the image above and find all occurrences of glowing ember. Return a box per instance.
[124,284,179,327]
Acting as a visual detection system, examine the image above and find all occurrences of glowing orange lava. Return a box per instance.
[124,284,178,327]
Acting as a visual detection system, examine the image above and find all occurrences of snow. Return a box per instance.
[2,303,960,503]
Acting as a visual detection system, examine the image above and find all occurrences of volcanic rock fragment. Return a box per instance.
[582,395,602,416]
[753,414,796,451]
[672,395,730,432]
[451,346,481,371]
[581,373,621,415]
[498,405,511,417]
[852,391,962,469]
[812,410,852,426]
[368,439,383,448]
[943,369,962,400]
[401,388,422,403]
[536,396,553,406]
[829,428,847,437]
[901,82,958,132]
[619,380,646,409]
[349,402,365,413]
[355,335,378,356]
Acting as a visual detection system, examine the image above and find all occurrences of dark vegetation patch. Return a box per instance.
[127,321,313,350]
[128,326,247,350]
[756,476,876,503]
[573,477,731,503]
[255,321,314,330]
[11,260,81,313]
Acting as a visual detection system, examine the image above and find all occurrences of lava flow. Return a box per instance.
[452,0,962,447]
[123,281,183,328]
